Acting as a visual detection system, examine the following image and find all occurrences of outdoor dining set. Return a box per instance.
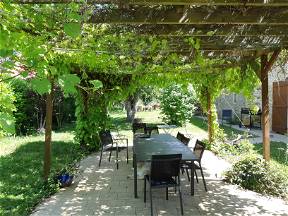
[98,122,208,216]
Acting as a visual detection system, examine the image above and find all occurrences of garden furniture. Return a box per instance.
[184,139,208,192]
[98,130,128,169]
[144,154,184,216]
[133,134,197,198]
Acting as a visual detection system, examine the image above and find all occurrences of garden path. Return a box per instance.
[229,124,288,144]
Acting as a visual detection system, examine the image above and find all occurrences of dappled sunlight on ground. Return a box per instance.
[31,148,288,216]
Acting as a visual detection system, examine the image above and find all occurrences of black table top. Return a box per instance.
[133,134,197,162]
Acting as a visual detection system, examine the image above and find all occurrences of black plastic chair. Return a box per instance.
[176,132,183,141]
[176,132,190,146]
[144,154,184,216]
[185,140,207,191]
[132,122,147,135]
[146,125,159,136]
[98,130,128,169]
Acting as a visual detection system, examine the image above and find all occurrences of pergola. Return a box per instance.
[17,0,288,161]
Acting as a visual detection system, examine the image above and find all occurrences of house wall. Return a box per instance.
[216,63,288,126]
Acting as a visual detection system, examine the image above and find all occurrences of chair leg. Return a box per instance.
[144,177,147,203]
[185,167,190,182]
[126,139,129,164]
[166,187,168,200]
[199,166,208,192]
[150,184,153,216]
[108,143,113,162]
[195,170,199,183]
[116,142,119,170]
[98,145,103,167]
[178,176,184,215]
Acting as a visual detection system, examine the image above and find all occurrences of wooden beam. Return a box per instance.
[89,6,288,25]
[260,50,281,161]
[15,0,288,6]
[128,24,288,36]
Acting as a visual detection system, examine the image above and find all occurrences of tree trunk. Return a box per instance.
[44,79,54,181]
[124,95,138,123]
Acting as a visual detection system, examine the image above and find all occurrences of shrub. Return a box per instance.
[225,154,288,199]
[159,83,197,126]
[213,139,254,159]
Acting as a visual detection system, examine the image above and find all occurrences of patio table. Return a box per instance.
[133,134,197,198]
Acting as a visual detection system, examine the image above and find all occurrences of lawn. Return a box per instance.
[254,141,288,175]
[0,131,84,216]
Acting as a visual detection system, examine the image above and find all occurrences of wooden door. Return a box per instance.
[272,81,288,134]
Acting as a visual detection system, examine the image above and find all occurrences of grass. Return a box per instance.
[190,115,245,139]
[0,130,85,216]
[253,141,288,175]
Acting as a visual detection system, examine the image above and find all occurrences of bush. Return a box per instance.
[213,139,254,159]
[225,154,288,199]
[159,83,197,126]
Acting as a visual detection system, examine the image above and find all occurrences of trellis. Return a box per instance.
[15,0,288,161]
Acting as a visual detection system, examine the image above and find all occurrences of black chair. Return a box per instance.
[176,132,190,146]
[144,154,184,216]
[132,122,147,135]
[181,135,190,146]
[176,132,183,141]
[98,130,128,169]
[185,140,207,191]
[146,125,159,136]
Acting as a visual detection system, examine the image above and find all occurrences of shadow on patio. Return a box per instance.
[31,149,288,216]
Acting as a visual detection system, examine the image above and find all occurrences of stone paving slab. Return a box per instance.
[31,149,288,216]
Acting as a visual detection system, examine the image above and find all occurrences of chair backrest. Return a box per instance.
[147,125,159,135]
[176,132,184,141]
[150,154,182,181]
[132,122,147,134]
[193,139,205,161]
[99,130,113,147]
[181,135,190,146]
[176,132,190,146]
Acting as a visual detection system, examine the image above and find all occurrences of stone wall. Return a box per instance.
[216,64,288,126]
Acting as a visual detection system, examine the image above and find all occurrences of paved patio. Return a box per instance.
[31,143,288,216]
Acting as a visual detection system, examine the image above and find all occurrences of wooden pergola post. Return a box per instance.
[44,78,54,181]
[260,50,281,161]
[207,90,213,143]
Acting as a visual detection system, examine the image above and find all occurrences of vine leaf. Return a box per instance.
[31,78,51,95]
[0,113,15,134]
[58,74,80,95]
[64,23,81,38]
[89,80,103,91]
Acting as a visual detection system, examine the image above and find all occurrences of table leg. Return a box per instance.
[133,153,138,198]
[191,162,194,196]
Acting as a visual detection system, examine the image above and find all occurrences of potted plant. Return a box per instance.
[56,167,75,188]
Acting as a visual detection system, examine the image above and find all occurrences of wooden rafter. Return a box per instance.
[123,24,288,37]
[14,0,288,6]
[89,6,288,25]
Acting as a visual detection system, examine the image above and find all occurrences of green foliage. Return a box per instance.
[225,154,288,199]
[213,139,254,158]
[0,131,85,216]
[63,22,81,38]
[0,81,16,136]
[11,79,76,135]
[58,74,80,95]
[30,78,51,95]
[159,83,197,126]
